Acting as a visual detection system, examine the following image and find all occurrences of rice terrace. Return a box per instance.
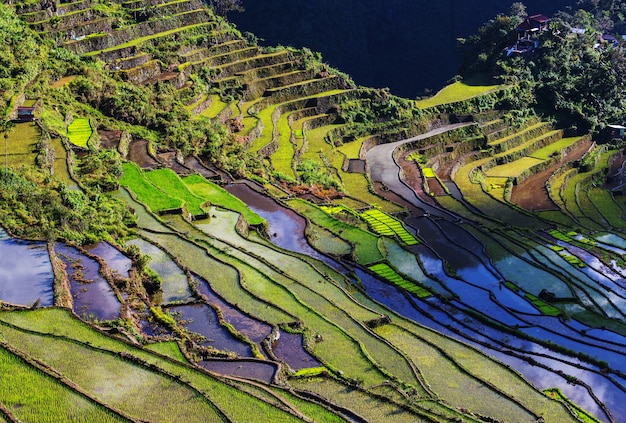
[2,0,626,422]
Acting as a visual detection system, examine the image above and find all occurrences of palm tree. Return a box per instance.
[1,119,16,169]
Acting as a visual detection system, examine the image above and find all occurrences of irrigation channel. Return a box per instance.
[3,124,626,420]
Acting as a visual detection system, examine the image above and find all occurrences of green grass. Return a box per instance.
[66,118,92,148]
[182,174,265,225]
[119,162,183,213]
[416,78,500,109]
[144,168,207,217]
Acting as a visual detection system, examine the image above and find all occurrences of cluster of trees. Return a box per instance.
[0,4,47,114]
[458,1,626,133]
[0,166,134,243]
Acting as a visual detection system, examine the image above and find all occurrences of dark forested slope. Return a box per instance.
[231,0,576,97]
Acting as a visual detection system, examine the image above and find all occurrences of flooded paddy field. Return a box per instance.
[0,228,54,307]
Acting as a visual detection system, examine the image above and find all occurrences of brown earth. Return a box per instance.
[510,139,592,211]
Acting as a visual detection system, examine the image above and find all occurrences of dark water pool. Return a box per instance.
[55,243,121,321]
[169,303,252,357]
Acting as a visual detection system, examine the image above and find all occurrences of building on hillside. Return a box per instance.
[506,14,550,57]
[16,107,35,122]
[606,124,626,139]
[516,14,551,39]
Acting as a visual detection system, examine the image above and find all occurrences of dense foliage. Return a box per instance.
[0,166,133,243]
[0,4,47,113]
[459,1,626,133]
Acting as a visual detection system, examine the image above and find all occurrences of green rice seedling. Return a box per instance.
[360,209,419,245]
[0,346,125,422]
[543,389,603,423]
[182,174,265,225]
[83,22,212,56]
[290,376,441,423]
[270,387,349,423]
[421,167,436,178]
[144,341,188,362]
[369,263,431,298]
[119,162,183,213]
[387,318,581,422]
[375,323,537,422]
[531,136,584,160]
[144,168,207,217]
[50,136,74,185]
[524,293,562,316]
[66,118,92,148]
[289,199,384,264]
[0,322,224,423]
[250,104,278,153]
[0,309,304,422]
[199,94,228,118]
[2,122,39,157]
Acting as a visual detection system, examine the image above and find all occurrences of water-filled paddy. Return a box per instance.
[272,330,319,370]
[55,243,120,321]
[126,238,193,304]
[0,228,54,307]
[194,275,272,344]
[169,303,252,357]
[201,359,277,383]
[87,242,132,279]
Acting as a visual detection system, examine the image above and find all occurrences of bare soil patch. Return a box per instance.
[511,139,592,211]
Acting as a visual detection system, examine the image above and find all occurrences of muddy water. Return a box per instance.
[194,275,272,344]
[128,139,160,169]
[201,359,277,383]
[169,303,252,357]
[272,330,319,370]
[87,242,132,279]
[0,229,54,307]
[55,244,121,321]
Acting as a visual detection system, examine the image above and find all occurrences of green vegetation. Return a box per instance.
[119,162,182,213]
[368,262,431,298]
[416,77,501,109]
[183,174,265,225]
[359,208,418,245]
[66,118,92,148]
[0,0,619,421]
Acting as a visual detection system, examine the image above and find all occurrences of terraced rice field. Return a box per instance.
[4,1,626,421]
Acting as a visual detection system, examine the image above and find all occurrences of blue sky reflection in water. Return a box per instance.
[0,228,54,307]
